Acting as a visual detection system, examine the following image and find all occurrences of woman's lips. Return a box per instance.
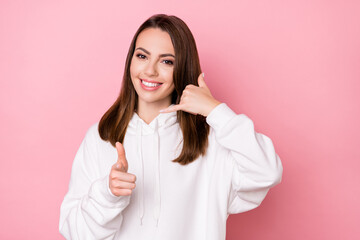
[140,79,163,91]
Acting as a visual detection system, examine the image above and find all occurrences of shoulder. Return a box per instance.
[83,122,101,144]
[85,122,115,150]
[87,122,99,134]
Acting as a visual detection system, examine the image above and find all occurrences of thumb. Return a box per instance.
[198,72,209,90]
[116,142,128,172]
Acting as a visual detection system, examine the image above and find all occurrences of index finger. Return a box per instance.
[116,142,126,160]
[115,142,128,172]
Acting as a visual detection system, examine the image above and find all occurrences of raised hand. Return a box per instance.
[160,73,221,116]
[109,142,136,196]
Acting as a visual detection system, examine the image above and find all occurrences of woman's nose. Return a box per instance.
[144,60,158,77]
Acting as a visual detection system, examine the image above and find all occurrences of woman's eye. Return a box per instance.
[136,54,146,59]
[163,60,174,65]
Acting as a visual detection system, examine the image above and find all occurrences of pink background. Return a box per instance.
[1,0,359,239]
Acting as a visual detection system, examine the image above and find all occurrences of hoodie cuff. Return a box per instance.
[88,175,131,208]
[206,103,237,131]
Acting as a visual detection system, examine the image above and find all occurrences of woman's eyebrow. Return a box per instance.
[135,47,175,58]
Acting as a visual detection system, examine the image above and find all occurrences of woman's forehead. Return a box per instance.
[135,28,175,55]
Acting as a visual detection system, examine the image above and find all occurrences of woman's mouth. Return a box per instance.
[140,79,163,90]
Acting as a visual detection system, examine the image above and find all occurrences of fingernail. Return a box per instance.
[116,163,120,169]
[202,72,205,78]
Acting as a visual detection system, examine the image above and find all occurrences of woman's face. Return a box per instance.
[130,27,175,110]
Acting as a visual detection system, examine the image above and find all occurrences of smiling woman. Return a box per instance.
[59,14,283,240]
[97,14,212,165]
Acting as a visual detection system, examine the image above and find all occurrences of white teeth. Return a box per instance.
[142,80,161,87]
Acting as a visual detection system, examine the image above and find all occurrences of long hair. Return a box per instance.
[98,14,209,165]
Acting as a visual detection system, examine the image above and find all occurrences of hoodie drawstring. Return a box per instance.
[136,120,144,225]
[136,118,161,227]
[153,120,161,226]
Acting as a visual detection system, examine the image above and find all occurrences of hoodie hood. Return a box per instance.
[126,108,177,226]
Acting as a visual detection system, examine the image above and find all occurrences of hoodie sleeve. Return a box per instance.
[59,125,130,239]
[206,103,283,214]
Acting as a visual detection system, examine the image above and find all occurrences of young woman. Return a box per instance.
[59,14,283,240]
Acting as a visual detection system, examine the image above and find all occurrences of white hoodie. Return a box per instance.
[59,103,283,240]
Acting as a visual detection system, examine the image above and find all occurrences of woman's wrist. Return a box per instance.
[204,99,221,117]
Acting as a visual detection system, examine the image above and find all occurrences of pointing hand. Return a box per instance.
[109,142,136,196]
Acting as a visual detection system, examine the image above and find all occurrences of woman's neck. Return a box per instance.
[136,100,172,124]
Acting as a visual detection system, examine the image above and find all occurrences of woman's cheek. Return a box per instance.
[129,59,136,76]
[160,66,174,79]
[130,58,144,75]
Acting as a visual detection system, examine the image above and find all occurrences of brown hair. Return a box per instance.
[98,14,209,165]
